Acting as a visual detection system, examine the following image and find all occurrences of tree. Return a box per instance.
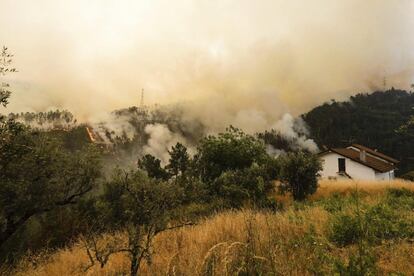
[166,142,190,177]
[0,46,17,108]
[0,120,102,250]
[85,169,191,276]
[137,154,169,180]
[213,162,276,207]
[279,151,322,201]
[194,126,278,206]
[196,126,268,183]
[397,115,414,138]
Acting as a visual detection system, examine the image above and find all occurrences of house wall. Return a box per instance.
[375,170,394,181]
[320,152,376,180]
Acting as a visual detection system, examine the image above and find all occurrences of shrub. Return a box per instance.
[196,126,269,183]
[386,188,414,209]
[319,192,350,213]
[328,202,414,246]
[212,163,275,208]
[334,243,378,276]
[364,203,413,242]
[279,151,322,201]
[328,213,361,246]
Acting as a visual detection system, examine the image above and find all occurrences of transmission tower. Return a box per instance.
[140,88,144,108]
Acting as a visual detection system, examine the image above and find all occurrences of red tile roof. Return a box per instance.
[350,144,399,164]
[319,147,396,173]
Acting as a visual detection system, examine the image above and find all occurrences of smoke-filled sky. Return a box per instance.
[2,0,414,131]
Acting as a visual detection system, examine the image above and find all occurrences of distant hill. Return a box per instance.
[302,89,414,176]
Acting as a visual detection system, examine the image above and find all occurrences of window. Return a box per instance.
[338,158,346,172]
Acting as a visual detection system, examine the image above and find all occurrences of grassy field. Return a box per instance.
[9,179,414,275]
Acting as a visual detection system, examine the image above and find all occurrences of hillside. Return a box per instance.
[9,180,414,275]
[302,89,414,176]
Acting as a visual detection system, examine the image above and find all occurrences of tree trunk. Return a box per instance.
[130,252,140,276]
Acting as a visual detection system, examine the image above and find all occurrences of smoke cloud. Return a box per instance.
[1,0,414,134]
[143,124,189,165]
[271,113,318,152]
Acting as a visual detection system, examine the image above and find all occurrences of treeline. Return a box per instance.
[7,110,76,129]
[302,89,414,177]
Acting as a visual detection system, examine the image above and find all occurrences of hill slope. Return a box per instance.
[10,180,414,275]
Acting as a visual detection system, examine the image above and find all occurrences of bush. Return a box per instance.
[328,202,414,246]
[279,151,322,201]
[386,188,414,209]
[194,127,278,207]
[334,244,378,276]
[364,203,413,242]
[196,126,269,183]
[212,163,276,208]
[328,213,361,246]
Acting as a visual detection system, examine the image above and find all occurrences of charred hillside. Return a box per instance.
[302,89,414,176]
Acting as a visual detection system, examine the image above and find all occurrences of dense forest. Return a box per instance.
[302,89,414,177]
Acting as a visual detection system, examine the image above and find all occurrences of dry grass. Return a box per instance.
[273,178,414,205]
[315,178,414,198]
[12,179,414,275]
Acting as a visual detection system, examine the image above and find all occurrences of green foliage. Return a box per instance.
[396,115,414,138]
[137,154,170,180]
[333,243,378,276]
[328,202,414,247]
[101,169,183,228]
[303,89,414,175]
[194,126,278,207]
[328,213,362,246]
[166,142,190,177]
[212,163,276,207]
[387,187,414,198]
[0,120,102,260]
[319,192,354,213]
[278,151,322,201]
[196,126,268,182]
[386,187,414,207]
[93,169,187,276]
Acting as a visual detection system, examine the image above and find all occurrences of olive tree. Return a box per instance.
[0,47,102,251]
[0,120,102,249]
[84,169,192,276]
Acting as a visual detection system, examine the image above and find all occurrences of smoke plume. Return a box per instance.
[143,123,190,165]
[1,0,414,134]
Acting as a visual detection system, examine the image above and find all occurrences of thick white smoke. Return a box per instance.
[271,113,318,153]
[91,112,137,143]
[142,123,189,165]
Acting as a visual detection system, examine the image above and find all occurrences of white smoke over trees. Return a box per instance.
[143,123,189,165]
[271,113,318,153]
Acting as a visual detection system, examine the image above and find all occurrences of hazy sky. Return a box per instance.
[1,0,414,129]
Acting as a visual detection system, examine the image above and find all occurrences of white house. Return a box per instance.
[319,144,398,181]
